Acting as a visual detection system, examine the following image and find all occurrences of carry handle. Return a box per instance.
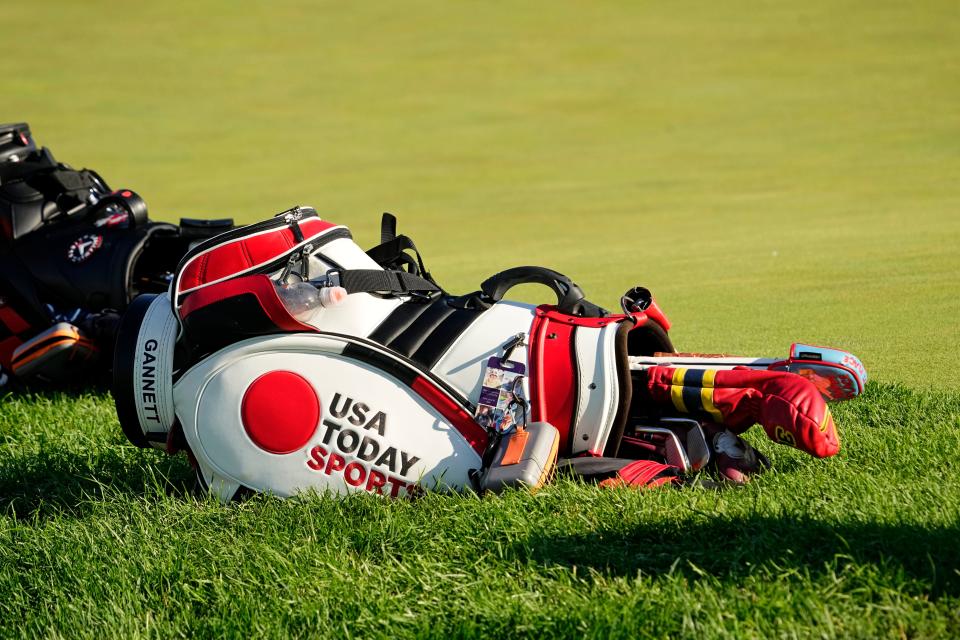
[480,266,593,316]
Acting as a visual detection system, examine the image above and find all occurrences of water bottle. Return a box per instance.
[274,281,347,321]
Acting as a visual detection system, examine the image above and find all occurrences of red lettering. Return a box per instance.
[386,475,406,498]
[324,452,346,476]
[344,462,367,487]
[307,445,327,471]
[365,469,387,494]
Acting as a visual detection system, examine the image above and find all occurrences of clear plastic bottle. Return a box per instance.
[274,281,347,321]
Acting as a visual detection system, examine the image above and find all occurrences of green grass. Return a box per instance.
[2,1,960,637]
[4,0,959,388]
[1,384,959,638]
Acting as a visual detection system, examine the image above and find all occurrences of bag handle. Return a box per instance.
[480,266,604,317]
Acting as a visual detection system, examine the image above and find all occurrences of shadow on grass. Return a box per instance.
[0,374,111,398]
[515,515,960,597]
[0,448,195,521]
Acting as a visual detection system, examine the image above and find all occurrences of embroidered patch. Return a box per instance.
[67,234,104,263]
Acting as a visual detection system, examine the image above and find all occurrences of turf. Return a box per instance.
[1,384,959,638]
[2,1,959,638]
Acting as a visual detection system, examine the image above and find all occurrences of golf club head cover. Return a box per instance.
[642,366,840,458]
[600,459,680,489]
[558,457,681,489]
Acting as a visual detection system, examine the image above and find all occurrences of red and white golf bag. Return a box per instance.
[113,207,867,500]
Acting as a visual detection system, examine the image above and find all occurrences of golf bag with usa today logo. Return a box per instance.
[112,207,867,499]
[0,122,232,385]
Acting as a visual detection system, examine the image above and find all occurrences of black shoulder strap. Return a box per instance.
[365,213,438,289]
[381,212,398,244]
[329,268,440,297]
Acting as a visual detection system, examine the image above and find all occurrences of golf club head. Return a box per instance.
[632,426,691,472]
[659,417,710,471]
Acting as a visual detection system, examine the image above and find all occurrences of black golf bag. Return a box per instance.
[0,122,232,384]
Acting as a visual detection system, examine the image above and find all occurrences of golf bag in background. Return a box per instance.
[113,207,867,500]
[0,122,233,384]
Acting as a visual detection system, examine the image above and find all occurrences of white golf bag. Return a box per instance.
[113,207,867,500]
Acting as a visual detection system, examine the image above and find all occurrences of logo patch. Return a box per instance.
[773,425,797,448]
[67,234,103,263]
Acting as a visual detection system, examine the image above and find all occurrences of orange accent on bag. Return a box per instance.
[500,429,529,466]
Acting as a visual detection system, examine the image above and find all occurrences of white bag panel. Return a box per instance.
[173,335,481,500]
[311,236,385,271]
[571,324,621,455]
[299,293,402,338]
[297,236,404,337]
[430,301,536,403]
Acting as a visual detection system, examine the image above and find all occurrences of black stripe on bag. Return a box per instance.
[681,368,705,413]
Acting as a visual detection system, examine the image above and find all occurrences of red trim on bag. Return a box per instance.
[533,304,671,332]
[179,274,316,333]
[529,308,578,454]
[410,376,487,455]
[179,218,337,292]
[645,299,671,332]
[534,305,622,328]
[0,305,31,335]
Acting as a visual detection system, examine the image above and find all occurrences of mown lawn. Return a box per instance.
[2,1,959,637]
[1,384,958,638]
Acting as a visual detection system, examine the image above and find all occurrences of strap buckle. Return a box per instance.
[323,268,342,288]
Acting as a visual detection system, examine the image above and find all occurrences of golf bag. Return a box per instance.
[0,122,232,384]
[113,207,867,500]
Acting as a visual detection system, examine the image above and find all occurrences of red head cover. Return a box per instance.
[643,366,840,458]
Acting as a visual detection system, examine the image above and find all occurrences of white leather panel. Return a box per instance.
[429,301,537,404]
[571,324,621,455]
[173,335,481,501]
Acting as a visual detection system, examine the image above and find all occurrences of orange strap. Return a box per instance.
[500,429,529,466]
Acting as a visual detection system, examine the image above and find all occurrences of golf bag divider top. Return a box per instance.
[114,206,864,500]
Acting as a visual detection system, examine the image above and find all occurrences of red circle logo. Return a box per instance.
[241,371,320,454]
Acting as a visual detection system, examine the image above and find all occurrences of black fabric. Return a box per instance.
[380,212,397,245]
[368,296,486,368]
[0,123,37,164]
[410,307,489,366]
[602,321,635,458]
[181,293,294,357]
[13,221,180,311]
[627,317,675,356]
[340,343,418,387]
[368,298,435,345]
[338,269,439,296]
[0,253,50,332]
[387,301,457,357]
[0,162,104,243]
[480,266,606,318]
[364,213,440,290]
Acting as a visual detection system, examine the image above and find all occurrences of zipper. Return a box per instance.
[172,205,319,278]
[173,228,353,306]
